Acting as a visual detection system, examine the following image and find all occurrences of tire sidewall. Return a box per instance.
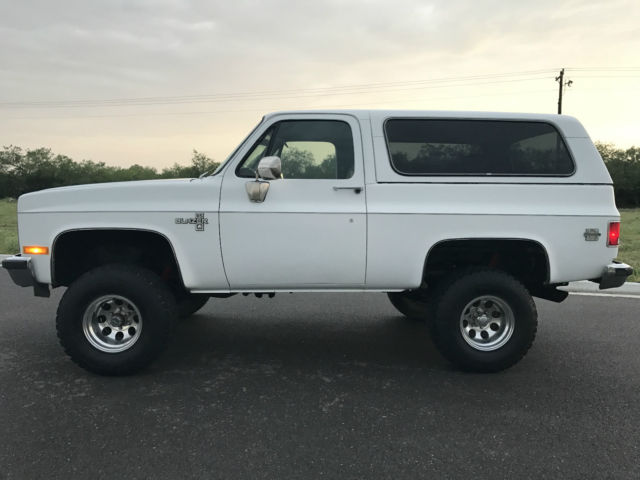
[57,265,175,375]
[433,271,537,371]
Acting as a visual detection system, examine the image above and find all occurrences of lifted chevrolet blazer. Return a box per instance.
[2,110,632,375]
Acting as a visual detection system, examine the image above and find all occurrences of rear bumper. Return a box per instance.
[598,261,634,290]
[2,254,50,297]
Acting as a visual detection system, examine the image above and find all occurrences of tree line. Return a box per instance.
[0,146,219,199]
[595,143,640,207]
[1,143,639,207]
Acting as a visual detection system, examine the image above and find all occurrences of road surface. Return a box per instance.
[1,272,638,479]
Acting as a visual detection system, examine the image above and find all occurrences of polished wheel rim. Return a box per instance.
[459,295,514,351]
[82,295,142,353]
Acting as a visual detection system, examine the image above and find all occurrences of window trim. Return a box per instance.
[234,125,275,178]
[234,118,355,180]
[382,117,576,178]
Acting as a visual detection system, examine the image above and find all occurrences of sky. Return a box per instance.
[1,0,639,168]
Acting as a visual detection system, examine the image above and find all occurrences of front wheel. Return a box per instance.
[430,270,537,372]
[56,264,177,375]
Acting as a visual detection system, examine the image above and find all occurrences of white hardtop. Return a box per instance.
[263,109,590,138]
[263,109,607,184]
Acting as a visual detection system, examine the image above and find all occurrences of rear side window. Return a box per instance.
[384,119,575,176]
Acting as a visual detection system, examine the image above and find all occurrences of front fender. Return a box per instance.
[20,212,228,290]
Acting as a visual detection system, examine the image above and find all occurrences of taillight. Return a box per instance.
[608,221,620,246]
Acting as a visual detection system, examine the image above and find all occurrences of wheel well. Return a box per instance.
[423,239,549,288]
[52,230,183,288]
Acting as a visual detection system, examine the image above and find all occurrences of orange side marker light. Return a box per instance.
[23,245,49,255]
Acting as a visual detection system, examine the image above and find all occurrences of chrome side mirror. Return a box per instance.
[245,156,281,203]
[257,156,281,180]
[245,181,270,203]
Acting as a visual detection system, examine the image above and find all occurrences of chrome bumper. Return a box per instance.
[1,254,50,297]
[598,262,634,290]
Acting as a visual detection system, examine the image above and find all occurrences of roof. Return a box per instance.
[263,110,589,138]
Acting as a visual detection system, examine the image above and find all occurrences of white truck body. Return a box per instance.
[4,109,632,375]
[13,110,622,291]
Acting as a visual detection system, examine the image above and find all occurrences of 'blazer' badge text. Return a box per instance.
[175,212,208,231]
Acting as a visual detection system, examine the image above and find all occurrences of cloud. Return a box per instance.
[0,0,638,166]
[2,0,637,95]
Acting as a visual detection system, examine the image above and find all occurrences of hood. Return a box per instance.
[18,177,221,213]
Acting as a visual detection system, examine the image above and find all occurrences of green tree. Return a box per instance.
[280,147,315,178]
[596,142,640,207]
[161,150,219,178]
[0,146,218,198]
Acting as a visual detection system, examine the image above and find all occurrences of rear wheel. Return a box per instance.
[430,269,537,372]
[56,264,176,375]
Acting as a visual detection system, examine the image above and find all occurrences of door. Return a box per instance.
[219,114,366,289]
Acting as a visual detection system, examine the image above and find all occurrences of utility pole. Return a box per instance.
[555,68,573,114]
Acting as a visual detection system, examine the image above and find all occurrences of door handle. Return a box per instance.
[333,186,363,194]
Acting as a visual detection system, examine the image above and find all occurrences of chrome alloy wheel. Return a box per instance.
[459,295,515,352]
[82,295,143,353]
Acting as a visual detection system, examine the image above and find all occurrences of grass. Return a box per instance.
[619,209,640,282]
[0,198,18,253]
[0,198,638,281]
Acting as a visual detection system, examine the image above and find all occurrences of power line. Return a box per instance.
[551,68,640,114]
[6,67,637,110]
[567,67,640,72]
[1,66,636,116]
[563,75,640,79]
[0,69,558,109]
[1,77,558,110]
[5,88,556,120]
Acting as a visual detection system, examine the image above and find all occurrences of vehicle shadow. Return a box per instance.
[158,295,448,373]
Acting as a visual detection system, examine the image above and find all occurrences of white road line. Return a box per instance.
[568,292,640,299]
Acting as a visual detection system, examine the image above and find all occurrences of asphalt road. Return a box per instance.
[1,271,639,480]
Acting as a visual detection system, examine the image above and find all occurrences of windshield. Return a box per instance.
[209,117,265,176]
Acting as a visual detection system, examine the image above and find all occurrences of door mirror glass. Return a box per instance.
[245,181,270,203]
[257,156,282,180]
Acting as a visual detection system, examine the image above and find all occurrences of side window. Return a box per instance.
[280,141,337,179]
[237,120,354,179]
[385,119,574,176]
[507,131,572,174]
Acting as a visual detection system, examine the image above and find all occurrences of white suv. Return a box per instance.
[3,110,632,375]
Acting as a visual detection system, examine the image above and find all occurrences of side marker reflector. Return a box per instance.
[23,246,49,255]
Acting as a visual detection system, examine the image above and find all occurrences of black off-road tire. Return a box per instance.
[56,264,177,375]
[387,290,433,321]
[430,269,537,373]
[175,292,210,318]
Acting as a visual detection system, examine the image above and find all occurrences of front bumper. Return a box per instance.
[2,254,50,297]
[598,261,634,290]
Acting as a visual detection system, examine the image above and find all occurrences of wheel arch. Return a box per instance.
[422,237,552,287]
[51,227,185,288]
